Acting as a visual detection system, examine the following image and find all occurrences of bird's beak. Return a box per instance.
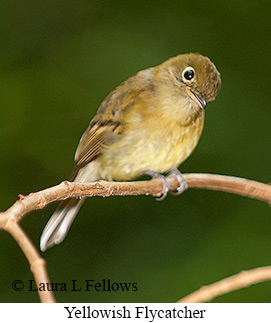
[188,88,206,110]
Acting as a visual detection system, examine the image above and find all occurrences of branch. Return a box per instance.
[177,266,271,303]
[1,172,271,303]
[0,173,271,226]
[4,219,56,303]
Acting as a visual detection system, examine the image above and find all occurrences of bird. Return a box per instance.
[40,53,221,251]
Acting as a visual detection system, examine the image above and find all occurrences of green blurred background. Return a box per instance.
[1,0,271,302]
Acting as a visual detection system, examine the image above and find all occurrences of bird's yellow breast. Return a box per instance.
[97,99,204,181]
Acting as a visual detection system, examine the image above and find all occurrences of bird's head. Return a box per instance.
[156,53,221,110]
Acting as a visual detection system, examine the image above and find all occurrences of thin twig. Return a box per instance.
[4,219,56,303]
[177,266,271,303]
[0,173,271,226]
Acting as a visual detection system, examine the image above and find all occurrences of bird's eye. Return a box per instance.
[182,67,195,81]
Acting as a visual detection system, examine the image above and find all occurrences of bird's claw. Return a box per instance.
[167,168,188,196]
[144,168,188,201]
[144,170,170,200]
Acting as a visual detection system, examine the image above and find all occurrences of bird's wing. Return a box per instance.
[69,70,152,180]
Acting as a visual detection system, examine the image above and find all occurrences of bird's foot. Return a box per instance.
[144,170,170,201]
[144,168,188,201]
[167,168,188,196]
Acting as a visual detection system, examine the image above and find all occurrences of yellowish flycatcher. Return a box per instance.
[40,53,221,251]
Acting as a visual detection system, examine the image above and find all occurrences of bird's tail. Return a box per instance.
[40,197,86,251]
[40,161,101,251]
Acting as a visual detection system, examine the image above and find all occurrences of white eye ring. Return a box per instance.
[182,66,195,81]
